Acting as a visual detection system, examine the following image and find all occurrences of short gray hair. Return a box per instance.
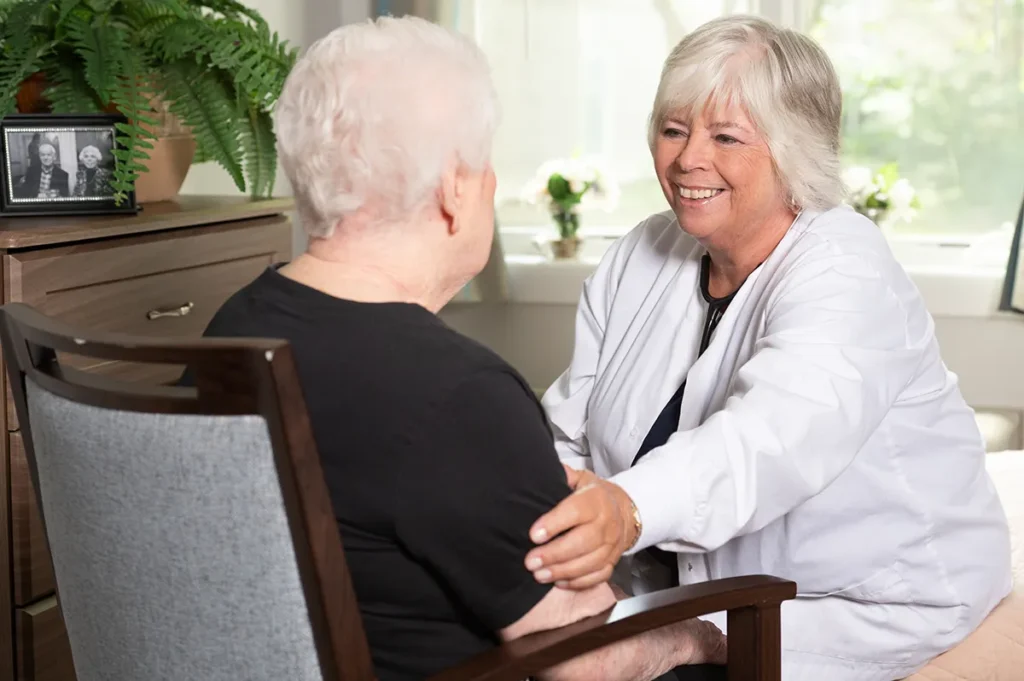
[274,16,500,238]
[648,15,843,212]
[79,145,101,162]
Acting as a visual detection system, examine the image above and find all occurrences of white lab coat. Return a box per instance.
[543,207,1012,681]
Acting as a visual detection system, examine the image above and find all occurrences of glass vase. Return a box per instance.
[551,210,581,259]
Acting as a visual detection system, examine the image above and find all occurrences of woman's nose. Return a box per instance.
[675,134,712,171]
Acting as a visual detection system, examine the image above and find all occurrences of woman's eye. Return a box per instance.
[716,134,739,144]
[663,128,687,138]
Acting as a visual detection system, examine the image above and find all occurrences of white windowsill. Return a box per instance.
[496,225,1017,318]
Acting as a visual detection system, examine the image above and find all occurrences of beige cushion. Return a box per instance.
[904,450,1024,680]
[987,451,1024,589]
[903,593,1024,680]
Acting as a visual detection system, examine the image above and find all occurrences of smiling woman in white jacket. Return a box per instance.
[523,15,1012,681]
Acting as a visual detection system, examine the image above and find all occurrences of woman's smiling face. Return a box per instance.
[653,99,791,243]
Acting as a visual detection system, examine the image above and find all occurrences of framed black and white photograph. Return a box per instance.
[0,113,138,217]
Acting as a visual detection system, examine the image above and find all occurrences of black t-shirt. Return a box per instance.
[184,266,570,680]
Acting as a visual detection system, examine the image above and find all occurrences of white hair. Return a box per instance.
[648,15,843,212]
[274,16,500,238]
[37,143,55,155]
[79,145,102,162]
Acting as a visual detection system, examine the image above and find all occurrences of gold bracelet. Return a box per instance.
[624,496,642,552]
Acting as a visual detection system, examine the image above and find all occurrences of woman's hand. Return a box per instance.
[525,464,638,589]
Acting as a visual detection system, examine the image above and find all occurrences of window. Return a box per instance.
[445,0,1024,238]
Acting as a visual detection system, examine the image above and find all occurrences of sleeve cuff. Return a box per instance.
[486,578,555,631]
[610,459,694,553]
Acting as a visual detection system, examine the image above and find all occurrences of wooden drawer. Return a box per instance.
[4,215,291,429]
[10,431,54,606]
[16,596,75,681]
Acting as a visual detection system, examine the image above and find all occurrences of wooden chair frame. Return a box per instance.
[0,302,796,681]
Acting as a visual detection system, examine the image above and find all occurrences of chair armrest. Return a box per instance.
[427,574,796,681]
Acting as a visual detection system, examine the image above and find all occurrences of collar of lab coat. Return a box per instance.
[674,210,811,434]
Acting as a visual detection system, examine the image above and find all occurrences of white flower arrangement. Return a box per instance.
[843,163,920,225]
[520,156,620,240]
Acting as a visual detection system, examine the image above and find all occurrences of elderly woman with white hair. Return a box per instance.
[524,15,1012,681]
[189,14,728,681]
[72,145,113,197]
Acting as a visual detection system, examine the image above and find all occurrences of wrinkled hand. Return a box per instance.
[675,619,727,666]
[525,464,638,590]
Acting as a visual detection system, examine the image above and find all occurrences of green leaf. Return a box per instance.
[120,0,190,33]
[865,194,889,210]
[149,17,207,62]
[57,0,83,25]
[241,105,276,198]
[192,0,268,27]
[0,39,54,117]
[160,60,245,191]
[42,57,104,113]
[0,0,49,36]
[0,0,54,116]
[85,0,118,13]
[133,13,181,52]
[197,18,297,103]
[547,174,572,201]
[108,51,158,204]
[66,11,128,104]
[875,162,900,190]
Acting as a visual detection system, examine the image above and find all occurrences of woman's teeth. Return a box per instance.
[679,187,723,200]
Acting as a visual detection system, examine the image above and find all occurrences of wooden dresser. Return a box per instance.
[0,196,294,681]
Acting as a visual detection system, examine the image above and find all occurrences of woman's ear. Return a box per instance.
[439,161,463,235]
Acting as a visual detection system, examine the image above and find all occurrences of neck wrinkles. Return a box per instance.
[703,209,799,297]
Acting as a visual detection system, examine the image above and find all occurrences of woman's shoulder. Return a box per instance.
[626,209,694,247]
[782,205,901,270]
[587,210,694,293]
[772,206,924,314]
[606,210,695,267]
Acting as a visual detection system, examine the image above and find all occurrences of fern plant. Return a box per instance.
[0,0,298,204]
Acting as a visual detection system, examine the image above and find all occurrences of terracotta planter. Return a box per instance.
[15,73,49,113]
[132,96,196,204]
[133,134,196,203]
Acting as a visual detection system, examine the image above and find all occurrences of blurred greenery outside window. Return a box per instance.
[440,0,1024,241]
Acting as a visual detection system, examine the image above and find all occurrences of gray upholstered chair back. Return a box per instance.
[25,378,322,681]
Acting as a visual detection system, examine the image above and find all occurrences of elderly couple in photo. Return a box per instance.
[14,140,113,200]
[197,14,1011,681]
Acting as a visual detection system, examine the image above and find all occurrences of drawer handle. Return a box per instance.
[146,302,194,321]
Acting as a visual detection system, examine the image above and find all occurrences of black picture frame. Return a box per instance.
[0,113,140,217]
